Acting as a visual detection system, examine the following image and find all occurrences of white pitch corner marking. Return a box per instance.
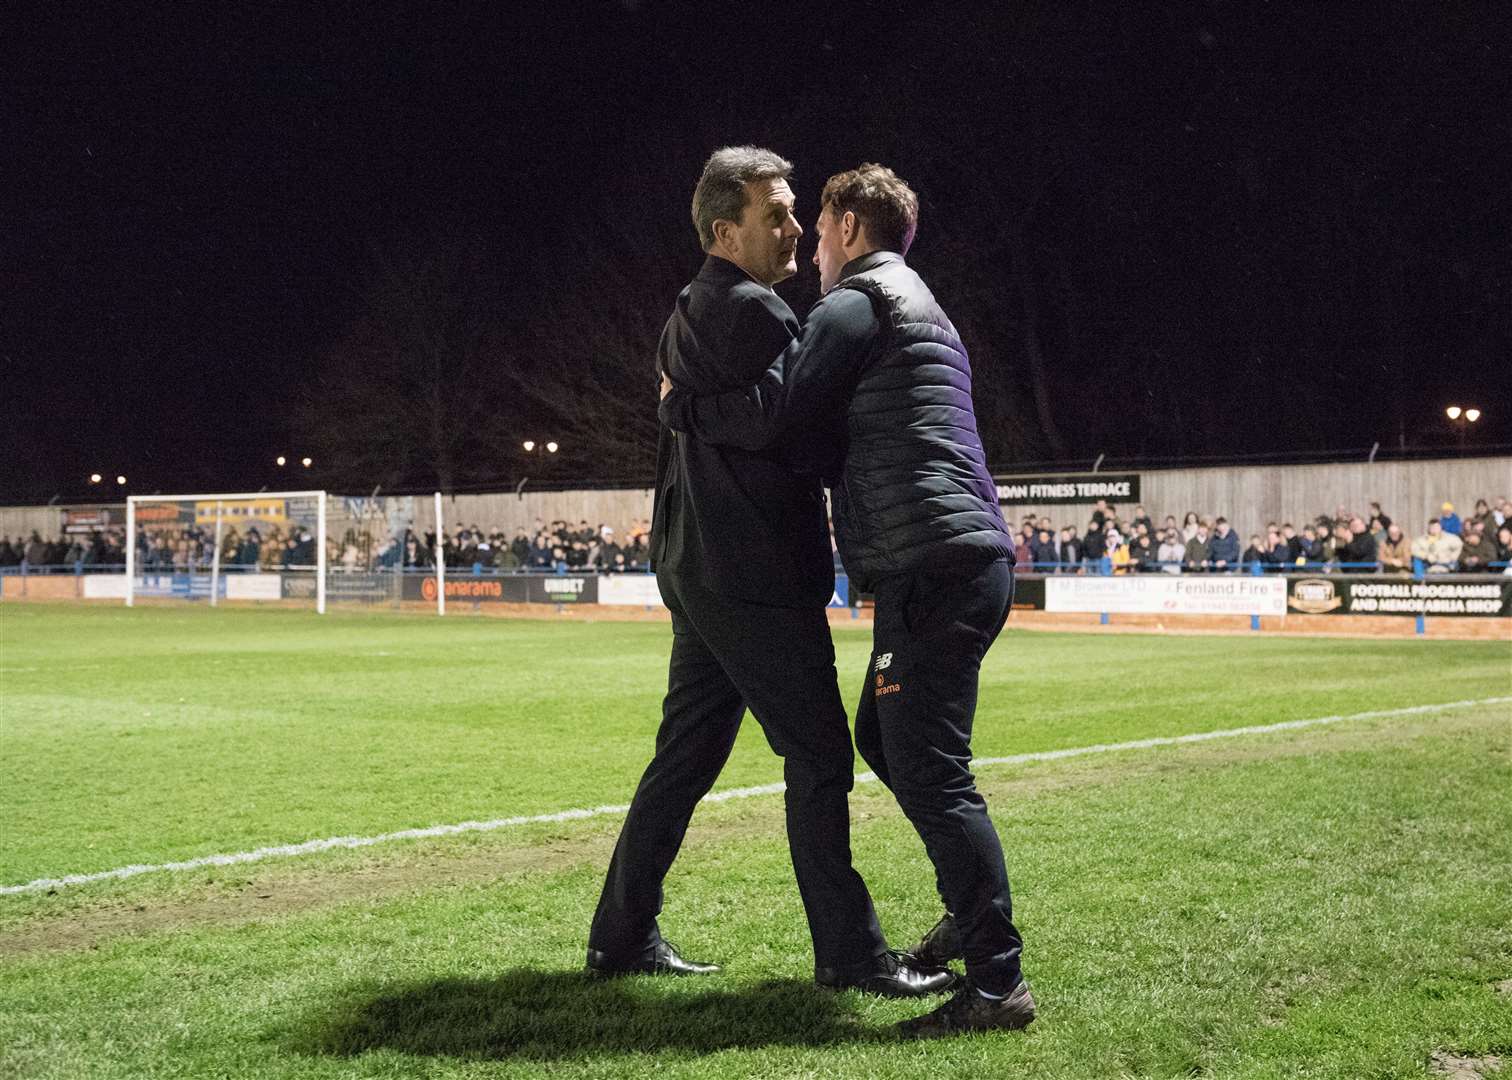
[4,696,1507,896]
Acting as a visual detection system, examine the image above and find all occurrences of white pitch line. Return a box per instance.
[3,696,1507,897]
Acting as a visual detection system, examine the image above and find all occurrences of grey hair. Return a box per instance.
[690,146,793,251]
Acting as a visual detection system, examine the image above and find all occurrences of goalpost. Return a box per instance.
[125,491,328,613]
[121,490,447,614]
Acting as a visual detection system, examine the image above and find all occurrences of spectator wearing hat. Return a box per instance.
[1081,518,1107,571]
[1439,502,1462,536]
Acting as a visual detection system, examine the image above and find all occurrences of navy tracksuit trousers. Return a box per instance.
[855,557,1024,995]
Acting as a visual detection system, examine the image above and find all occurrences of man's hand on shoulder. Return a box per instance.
[659,369,673,400]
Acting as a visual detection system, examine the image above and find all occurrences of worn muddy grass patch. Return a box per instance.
[4,704,1498,955]
[2,708,1509,1080]
[5,604,1509,888]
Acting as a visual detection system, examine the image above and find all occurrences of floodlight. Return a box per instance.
[302,457,312,467]
[1466,408,1481,422]
[116,475,126,485]
[523,440,535,452]
[90,473,102,483]
[1446,406,1461,420]
[276,455,287,466]
[546,441,559,453]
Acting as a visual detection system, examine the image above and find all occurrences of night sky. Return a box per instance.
[7,2,1509,502]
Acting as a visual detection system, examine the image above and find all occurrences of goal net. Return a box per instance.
[125,491,329,610]
[123,491,443,612]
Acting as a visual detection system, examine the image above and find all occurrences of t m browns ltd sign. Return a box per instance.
[996,474,1141,506]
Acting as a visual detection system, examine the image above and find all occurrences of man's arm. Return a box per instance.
[658,287,881,452]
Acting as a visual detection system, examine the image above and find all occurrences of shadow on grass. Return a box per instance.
[298,969,882,1060]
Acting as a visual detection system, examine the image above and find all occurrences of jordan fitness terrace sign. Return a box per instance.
[996,473,1140,506]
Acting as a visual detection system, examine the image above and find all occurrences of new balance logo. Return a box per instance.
[874,652,893,672]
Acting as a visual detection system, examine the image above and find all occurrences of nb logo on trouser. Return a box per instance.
[874,653,893,672]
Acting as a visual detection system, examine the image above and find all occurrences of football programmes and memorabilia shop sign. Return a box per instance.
[1287,576,1511,617]
[995,474,1141,506]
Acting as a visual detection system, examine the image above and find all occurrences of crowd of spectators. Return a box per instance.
[370,518,653,573]
[0,530,127,569]
[5,499,1509,578]
[1010,496,1512,575]
[0,517,657,576]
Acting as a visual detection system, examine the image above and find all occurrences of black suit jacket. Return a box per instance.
[650,256,834,608]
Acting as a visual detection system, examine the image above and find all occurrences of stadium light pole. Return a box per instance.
[1445,404,1481,451]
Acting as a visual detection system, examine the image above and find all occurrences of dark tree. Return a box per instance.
[295,237,518,492]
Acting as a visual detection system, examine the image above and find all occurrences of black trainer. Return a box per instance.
[907,911,963,968]
[585,940,721,978]
[815,949,958,998]
[897,978,1037,1038]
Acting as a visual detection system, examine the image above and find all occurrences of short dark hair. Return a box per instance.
[691,146,793,251]
[820,163,919,254]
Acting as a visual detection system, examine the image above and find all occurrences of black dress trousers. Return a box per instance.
[588,569,886,971]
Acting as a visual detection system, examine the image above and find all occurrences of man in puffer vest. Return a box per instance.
[659,163,1034,1038]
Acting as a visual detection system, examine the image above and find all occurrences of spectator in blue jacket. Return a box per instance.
[1030,527,1059,572]
[1208,517,1241,571]
[1439,502,1463,535]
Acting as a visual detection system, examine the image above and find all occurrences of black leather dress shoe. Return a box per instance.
[584,940,721,978]
[908,911,963,968]
[815,949,958,998]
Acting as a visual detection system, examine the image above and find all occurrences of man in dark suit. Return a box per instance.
[586,147,949,998]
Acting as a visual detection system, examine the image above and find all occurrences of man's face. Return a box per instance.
[1428,521,1441,536]
[812,206,851,293]
[723,178,801,286]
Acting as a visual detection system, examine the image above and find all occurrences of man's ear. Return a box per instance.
[841,210,861,247]
[711,218,737,253]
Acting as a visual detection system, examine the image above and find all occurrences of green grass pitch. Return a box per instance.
[1,602,1509,1079]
